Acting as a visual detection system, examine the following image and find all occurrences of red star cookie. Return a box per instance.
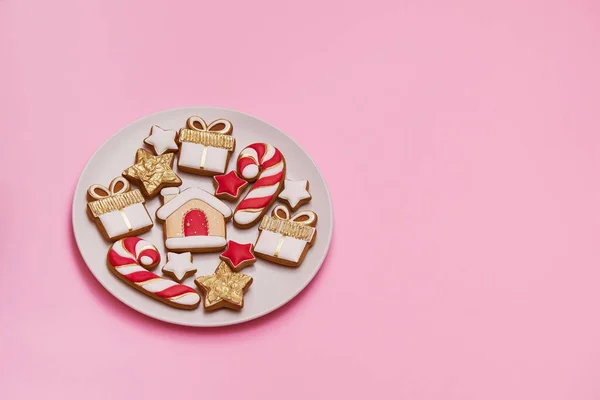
[213,171,248,201]
[220,241,256,271]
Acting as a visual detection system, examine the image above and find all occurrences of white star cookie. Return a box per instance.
[278,179,311,210]
[144,125,179,155]
[161,252,196,282]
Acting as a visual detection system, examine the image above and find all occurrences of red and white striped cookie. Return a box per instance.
[107,237,200,310]
[233,143,286,228]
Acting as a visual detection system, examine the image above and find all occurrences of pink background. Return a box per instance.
[2,0,600,398]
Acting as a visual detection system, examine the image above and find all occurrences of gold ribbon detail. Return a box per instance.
[119,209,133,231]
[87,177,145,217]
[178,116,235,150]
[259,206,317,242]
[88,176,130,200]
[274,237,285,257]
[200,147,208,169]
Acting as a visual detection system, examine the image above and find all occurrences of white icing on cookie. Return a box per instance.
[140,256,153,265]
[233,210,262,226]
[115,265,146,275]
[162,252,196,282]
[98,203,153,239]
[172,293,202,305]
[144,125,178,155]
[278,179,311,209]
[254,230,306,263]
[179,145,229,174]
[143,279,179,293]
[165,236,226,250]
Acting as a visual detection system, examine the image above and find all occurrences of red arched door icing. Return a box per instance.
[183,209,209,237]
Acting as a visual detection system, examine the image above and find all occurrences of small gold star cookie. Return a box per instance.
[194,261,253,311]
[122,149,182,198]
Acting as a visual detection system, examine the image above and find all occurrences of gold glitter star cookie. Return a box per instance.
[122,149,182,198]
[194,261,253,311]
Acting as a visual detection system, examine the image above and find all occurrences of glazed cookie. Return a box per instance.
[87,177,153,241]
[213,170,248,201]
[156,187,232,253]
[220,240,256,271]
[195,261,253,311]
[122,149,182,198]
[233,143,286,228]
[107,237,200,310]
[144,125,179,155]
[278,179,312,210]
[162,252,197,282]
[177,116,235,176]
[254,205,317,267]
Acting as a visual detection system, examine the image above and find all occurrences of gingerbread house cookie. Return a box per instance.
[156,187,232,253]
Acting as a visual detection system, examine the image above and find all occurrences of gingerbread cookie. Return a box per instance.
[87,177,153,241]
[233,143,286,228]
[122,149,182,198]
[162,252,196,282]
[156,187,232,253]
[195,261,253,311]
[178,116,235,175]
[213,170,248,201]
[220,241,256,271]
[254,206,317,267]
[278,179,311,210]
[107,237,200,310]
[144,125,179,155]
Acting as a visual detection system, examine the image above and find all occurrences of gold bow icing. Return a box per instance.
[259,205,317,242]
[87,177,145,217]
[178,116,235,150]
[272,205,317,226]
[88,177,130,199]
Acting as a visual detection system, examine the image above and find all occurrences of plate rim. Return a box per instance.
[71,106,334,327]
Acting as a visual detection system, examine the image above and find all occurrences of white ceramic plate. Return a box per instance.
[72,107,333,327]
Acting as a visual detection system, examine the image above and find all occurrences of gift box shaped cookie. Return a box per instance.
[87,177,153,241]
[254,206,318,267]
[177,116,235,175]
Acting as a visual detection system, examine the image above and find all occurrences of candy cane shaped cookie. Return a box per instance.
[234,143,286,228]
[107,237,200,310]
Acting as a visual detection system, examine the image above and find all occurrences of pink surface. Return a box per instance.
[2,0,600,398]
